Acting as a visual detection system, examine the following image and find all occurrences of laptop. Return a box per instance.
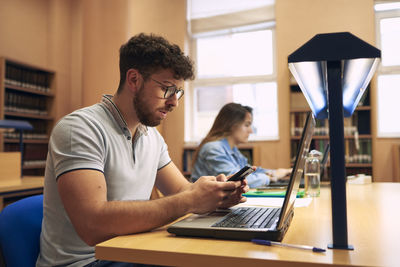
[269,142,330,188]
[319,143,330,179]
[167,112,315,242]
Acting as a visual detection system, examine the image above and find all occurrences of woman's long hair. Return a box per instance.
[192,103,253,167]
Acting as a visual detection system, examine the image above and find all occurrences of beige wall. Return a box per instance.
[126,0,187,170]
[0,0,72,119]
[0,0,49,66]
[80,0,129,107]
[76,0,187,169]
[0,0,398,180]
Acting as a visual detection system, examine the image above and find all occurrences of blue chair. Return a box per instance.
[0,194,43,267]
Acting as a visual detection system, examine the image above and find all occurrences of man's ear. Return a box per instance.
[126,69,142,93]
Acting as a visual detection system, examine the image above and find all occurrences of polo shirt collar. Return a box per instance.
[100,94,148,137]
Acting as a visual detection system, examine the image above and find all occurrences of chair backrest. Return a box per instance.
[0,194,43,267]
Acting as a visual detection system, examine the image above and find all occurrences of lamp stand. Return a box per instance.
[327,61,354,250]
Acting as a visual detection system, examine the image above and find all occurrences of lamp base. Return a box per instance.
[328,244,354,250]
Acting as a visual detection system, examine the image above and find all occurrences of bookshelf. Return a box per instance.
[0,57,55,176]
[182,143,257,179]
[290,79,373,181]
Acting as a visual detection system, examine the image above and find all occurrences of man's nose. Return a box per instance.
[165,93,179,107]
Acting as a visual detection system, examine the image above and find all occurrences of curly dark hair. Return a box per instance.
[117,33,195,93]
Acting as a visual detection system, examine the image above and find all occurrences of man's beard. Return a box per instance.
[133,85,172,127]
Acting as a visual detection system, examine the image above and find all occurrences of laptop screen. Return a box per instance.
[277,112,315,229]
[320,143,330,179]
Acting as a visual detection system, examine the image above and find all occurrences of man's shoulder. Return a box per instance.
[57,104,106,126]
[69,103,105,119]
[51,104,109,138]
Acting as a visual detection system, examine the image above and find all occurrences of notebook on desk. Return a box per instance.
[167,112,315,242]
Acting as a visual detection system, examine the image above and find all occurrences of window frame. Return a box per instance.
[185,19,278,142]
[375,5,400,138]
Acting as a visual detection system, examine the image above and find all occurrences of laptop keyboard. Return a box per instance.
[212,207,281,229]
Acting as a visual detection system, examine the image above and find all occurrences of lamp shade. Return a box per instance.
[288,32,381,119]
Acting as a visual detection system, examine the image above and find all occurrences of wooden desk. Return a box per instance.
[0,176,44,210]
[95,183,400,266]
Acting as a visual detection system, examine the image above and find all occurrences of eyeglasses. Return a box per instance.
[151,78,184,100]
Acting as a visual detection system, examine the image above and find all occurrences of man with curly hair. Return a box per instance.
[36,33,248,267]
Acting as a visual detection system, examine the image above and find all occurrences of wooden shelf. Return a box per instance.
[290,106,371,113]
[4,138,49,144]
[4,111,53,120]
[291,134,372,140]
[355,106,371,111]
[291,163,373,168]
[23,163,46,170]
[4,83,54,96]
[345,163,373,168]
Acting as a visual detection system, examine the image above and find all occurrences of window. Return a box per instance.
[375,2,400,137]
[185,0,277,142]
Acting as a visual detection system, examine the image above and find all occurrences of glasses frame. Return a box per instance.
[150,78,184,100]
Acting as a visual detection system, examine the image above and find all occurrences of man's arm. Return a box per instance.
[154,161,191,195]
[155,162,248,211]
[58,167,244,247]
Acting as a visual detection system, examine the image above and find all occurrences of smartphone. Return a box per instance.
[227,166,255,182]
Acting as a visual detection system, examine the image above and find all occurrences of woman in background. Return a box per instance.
[191,102,290,188]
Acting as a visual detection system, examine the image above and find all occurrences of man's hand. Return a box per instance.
[218,174,249,209]
[188,175,249,214]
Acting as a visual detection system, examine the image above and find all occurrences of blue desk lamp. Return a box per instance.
[0,119,33,177]
[288,32,381,250]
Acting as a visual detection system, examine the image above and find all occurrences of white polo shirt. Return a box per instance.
[37,95,171,267]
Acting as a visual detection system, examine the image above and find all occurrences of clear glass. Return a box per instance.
[304,151,321,197]
[196,29,274,78]
[380,17,400,66]
[377,74,400,137]
[375,2,400,12]
[193,82,278,141]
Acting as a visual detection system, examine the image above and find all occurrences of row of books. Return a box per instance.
[5,63,52,93]
[4,91,48,116]
[345,139,372,164]
[23,160,47,168]
[290,111,371,136]
[3,131,48,140]
[291,125,359,137]
[291,139,372,164]
[4,143,48,161]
